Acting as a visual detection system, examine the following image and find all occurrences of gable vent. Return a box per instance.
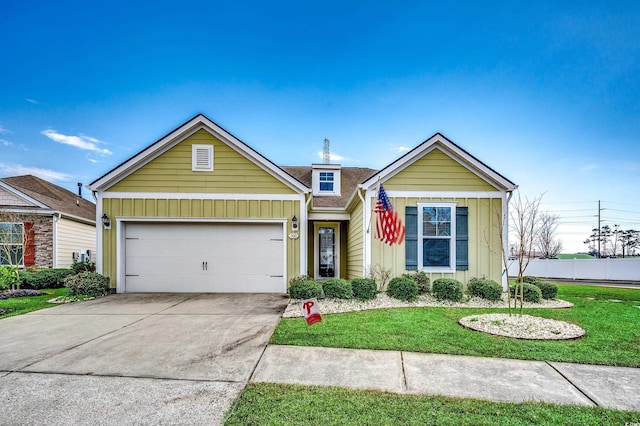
[192,145,213,171]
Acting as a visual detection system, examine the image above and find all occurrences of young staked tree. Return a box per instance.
[509,191,544,314]
[536,213,563,258]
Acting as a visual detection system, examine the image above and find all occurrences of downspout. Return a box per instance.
[52,212,62,268]
[503,189,515,290]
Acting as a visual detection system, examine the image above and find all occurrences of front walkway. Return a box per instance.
[252,345,640,412]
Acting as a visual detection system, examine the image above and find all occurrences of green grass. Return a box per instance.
[224,383,640,426]
[0,288,68,319]
[271,285,640,367]
[557,253,594,259]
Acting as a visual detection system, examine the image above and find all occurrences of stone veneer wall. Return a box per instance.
[32,216,53,268]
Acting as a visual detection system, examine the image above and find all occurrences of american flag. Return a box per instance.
[374,184,405,245]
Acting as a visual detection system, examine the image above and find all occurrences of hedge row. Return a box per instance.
[288,274,557,304]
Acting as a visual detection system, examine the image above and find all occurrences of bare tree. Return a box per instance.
[509,191,543,314]
[536,213,563,258]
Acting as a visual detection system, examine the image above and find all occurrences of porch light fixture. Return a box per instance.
[292,215,299,231]
[102,214,111,229]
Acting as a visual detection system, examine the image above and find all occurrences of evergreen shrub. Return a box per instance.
[432,278,464,302]
[387,277,419,301]
[322,278,353,299]
[350,278,377,301]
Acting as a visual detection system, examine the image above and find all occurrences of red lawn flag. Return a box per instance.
[374,183,405,245]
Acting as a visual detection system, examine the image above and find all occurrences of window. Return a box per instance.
[319,172,334,192]
[0,222,24,266]
[418,203,456,271]
[192,145,213,171]
[405,205,468,272]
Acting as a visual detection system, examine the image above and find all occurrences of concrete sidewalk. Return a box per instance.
[251,345,640,412]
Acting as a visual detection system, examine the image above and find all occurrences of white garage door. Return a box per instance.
[124,222,285,293]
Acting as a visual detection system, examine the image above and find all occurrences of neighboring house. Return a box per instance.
[0,175,96,268]
[88,114,517,293]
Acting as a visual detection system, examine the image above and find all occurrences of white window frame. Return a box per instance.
[0,222,24,267]
[192,144,214,172]
[319,171,334,192]
[417,202,456,272]
[311,166,341,196]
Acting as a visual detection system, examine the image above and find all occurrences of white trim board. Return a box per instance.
[100,192,302,201]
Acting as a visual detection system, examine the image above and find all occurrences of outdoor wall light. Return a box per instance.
[102,214,111,229]
[292,215,299,231]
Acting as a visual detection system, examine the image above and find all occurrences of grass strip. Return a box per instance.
[224,383,639,426]
[0,288,68,319]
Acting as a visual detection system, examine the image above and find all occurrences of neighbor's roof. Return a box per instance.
[283,166,378,209]
[0,175,96,222]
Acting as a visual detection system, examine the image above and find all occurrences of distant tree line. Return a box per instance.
[584,225,639,258]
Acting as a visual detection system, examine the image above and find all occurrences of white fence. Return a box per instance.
[507,258,640,281]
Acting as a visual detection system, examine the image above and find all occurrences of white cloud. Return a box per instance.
[0,163,72,182]
[395,146,411,153]
[41,129,112,155]
[88,158,98,164]
[0,124,10,134]
[316,151,346,162]
[25,98,39,104]
[1,139,13,147]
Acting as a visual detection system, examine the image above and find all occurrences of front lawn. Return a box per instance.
[224,383,640,425]
[271,284,640,367]
[0,288,68,319]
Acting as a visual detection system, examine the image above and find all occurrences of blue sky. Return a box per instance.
[1,0,639,252]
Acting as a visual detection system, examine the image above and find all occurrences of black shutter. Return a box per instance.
[456,207,468,270]
[405,206,418,270]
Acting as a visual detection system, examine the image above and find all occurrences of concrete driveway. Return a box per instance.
[0,293,289,425]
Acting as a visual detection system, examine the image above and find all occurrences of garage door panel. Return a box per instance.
[124,222,285,293]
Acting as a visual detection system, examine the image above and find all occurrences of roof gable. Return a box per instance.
[361,133,517,191]
[0,175,96,222]
[89,114,309,194]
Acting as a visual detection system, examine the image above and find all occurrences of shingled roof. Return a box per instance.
[0,175,96,222]
[282,166,378,209]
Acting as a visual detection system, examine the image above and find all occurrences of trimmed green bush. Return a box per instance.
[0,266,19,291]
[387,277,418,301]
[510,282,542,303]
[20,268,75,289]
[350,278,378,301]
[64,272,110,298]
[402,271,430,294]
[71,261,96,274]
[288,274,312,287]
[432,278,464,302]
[523,276,557,299]
[467,278,502,301]
[288,279,324,300]
[322,278,352,299]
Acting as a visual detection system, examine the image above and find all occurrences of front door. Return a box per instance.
[315,223,340,280]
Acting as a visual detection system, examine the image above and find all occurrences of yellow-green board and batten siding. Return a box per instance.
[346,198,365,279]
[100,129,304,291]
[383,148,499,192]
[108,129,297,194]
[369,197,503,285]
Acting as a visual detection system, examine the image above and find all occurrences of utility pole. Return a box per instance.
[597,200,601,258]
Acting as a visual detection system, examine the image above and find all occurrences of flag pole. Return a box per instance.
[366,176,381,235]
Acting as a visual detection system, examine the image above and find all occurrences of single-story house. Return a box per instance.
[0,175,96,268]
[88,114,517,293]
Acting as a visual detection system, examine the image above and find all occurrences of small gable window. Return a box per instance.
[192,145,213,172]
[319,172,334,192]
